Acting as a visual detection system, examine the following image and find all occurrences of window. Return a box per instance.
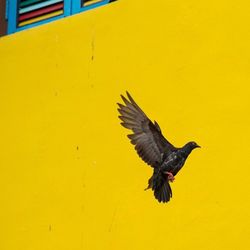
[72,0,113,14]
[5,0,116,35]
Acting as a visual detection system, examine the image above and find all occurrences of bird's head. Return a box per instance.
[187,141,200,150]
[181,141,200,158]
[181,141,200,156]
[186,141,201,151]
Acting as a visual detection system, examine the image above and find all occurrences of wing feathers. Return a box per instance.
[119,115,139,124]
[118,92,175,167]
[121,95,140,114]
[126,91,146,114]
[154,120,161,132]
[117,104,139,117]
[121,122,141,130]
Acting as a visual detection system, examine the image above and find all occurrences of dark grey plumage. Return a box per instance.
[118,92,200,203]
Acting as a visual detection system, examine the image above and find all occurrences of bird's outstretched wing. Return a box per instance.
[118,92,176,167]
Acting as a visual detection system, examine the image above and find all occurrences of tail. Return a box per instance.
[145,170,172,203]
[154,179,172,203]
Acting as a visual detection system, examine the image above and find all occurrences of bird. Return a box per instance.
[117,91,200,203]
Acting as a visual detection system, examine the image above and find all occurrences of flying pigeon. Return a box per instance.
[117,92,200,203]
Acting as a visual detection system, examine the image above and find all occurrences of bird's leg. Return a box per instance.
[165,172,175,182]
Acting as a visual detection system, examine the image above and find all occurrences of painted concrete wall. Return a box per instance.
[1,1,250,250]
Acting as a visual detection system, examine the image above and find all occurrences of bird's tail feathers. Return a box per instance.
[145,170,172,203]
[154,180,172,203]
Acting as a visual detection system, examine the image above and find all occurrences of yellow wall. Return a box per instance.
[1,1,250,249]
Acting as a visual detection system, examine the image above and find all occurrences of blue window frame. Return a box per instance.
[72,0,111,14]
[6,0,115,35]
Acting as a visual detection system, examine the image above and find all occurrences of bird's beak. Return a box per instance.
[196,145,201,148]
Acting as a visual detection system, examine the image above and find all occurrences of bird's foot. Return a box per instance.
[165,172,175,182]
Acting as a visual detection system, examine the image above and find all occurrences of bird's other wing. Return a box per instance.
[118,91,176,167]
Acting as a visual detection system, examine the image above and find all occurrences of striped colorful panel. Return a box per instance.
[18,0,64,27]
[82,0,104,7]
[20,0,47,8]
